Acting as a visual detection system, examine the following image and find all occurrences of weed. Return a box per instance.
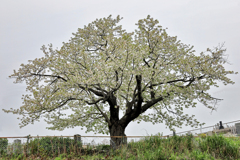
[0,134,239,159]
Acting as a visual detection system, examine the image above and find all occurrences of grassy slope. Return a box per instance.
[79,134,240,160]
[1,134,240,160]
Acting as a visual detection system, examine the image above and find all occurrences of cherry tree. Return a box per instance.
[3,15,237,147]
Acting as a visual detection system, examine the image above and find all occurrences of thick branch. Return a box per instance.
[135,75,143,110]
[77,84,107,97]
[120,96,164,128]
[141,96,163,114]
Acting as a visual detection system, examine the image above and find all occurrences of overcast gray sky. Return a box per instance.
[0,0,240,139]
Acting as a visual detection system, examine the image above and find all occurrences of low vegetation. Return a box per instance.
[0,133,239,159]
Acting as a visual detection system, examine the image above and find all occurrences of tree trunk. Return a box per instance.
[109,122,127,149]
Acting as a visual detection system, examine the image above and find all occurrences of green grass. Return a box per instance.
[1,134,240,160]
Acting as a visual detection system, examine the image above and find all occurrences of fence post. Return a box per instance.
[187,131,192,136]
[74,134,81,143]
[13,139,21,154]
[24,135,30,156]
[121,135,127,145]
[74,134,81,153]
[235,123,240,135]
[219,121,224,129]
[173,131,176,136]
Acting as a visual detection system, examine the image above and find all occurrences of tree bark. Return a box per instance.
[107,92,128,149]
[109,122,127,149]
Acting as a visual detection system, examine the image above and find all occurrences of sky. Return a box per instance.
[0,0,240,141]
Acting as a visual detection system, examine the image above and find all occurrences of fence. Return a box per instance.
[0,120,240,158]
[0,135,84,157]
[167,120,240,137]
[0,135,171,158]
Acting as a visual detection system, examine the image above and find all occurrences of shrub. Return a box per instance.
[27,137,82,157]
[0,138,8,155]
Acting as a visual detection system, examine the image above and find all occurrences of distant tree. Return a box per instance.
[3,15,237,147]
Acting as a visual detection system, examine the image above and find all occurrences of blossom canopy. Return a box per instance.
[3,16,237,140]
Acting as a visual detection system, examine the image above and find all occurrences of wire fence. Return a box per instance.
[0,135,165,158]
[0,120,239,158]
[0,135,83,157]
[167,120,240,137]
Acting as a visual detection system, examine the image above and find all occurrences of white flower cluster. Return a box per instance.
[3,15,237,135]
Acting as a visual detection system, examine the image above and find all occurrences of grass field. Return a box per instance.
[0,133,240,160]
